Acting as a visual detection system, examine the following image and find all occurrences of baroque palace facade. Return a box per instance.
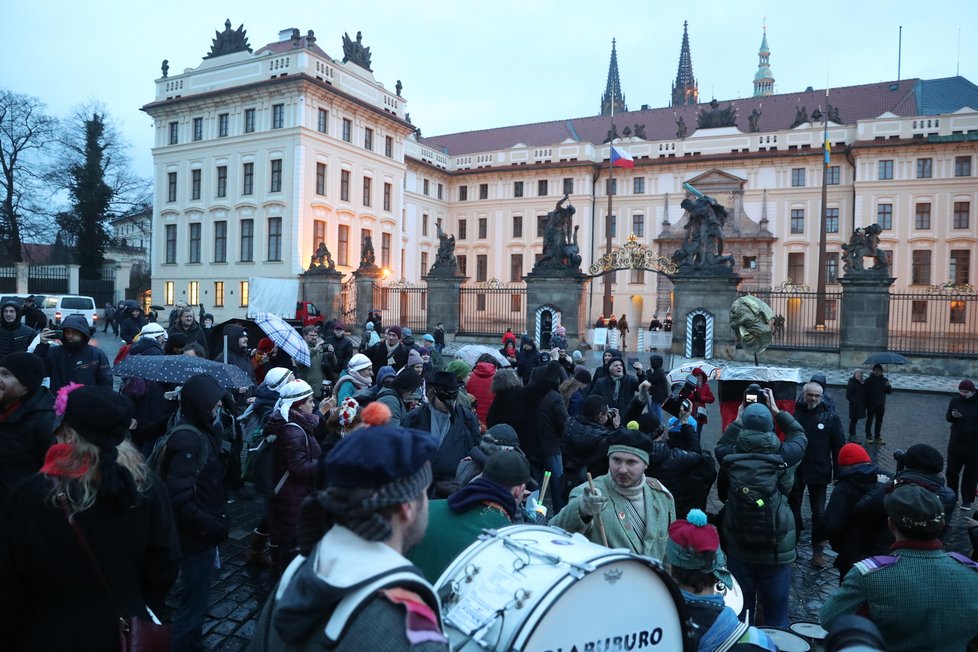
[145,21,978,332]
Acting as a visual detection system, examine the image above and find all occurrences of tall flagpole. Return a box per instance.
[815,85,830,329]
[603,79,616,318]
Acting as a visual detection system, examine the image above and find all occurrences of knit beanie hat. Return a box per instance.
[742,403,773,432]
[446,359,472,382]
[258,337,275,353]
[665,509,734,590]
[838,443,871,466]
[903,443,944,474]
[959,379,976,392]
[607,428,653,465]
[348,353,372,372]
[407,349,424,367]
[385,325,403,338]
[573,367,592,384]
[485,423,520,447]
[0,352,46,394]
[482,449,532,487]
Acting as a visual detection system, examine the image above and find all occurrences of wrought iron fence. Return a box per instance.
[0,266,15,293]
[738,288,842,351]
[372,281,427,333]
[340,277,357,326]
[79,268,116,306]
[889,287,978,357]
[458,281,527,337]
[27,266,69,294]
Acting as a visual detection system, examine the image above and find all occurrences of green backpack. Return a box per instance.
[147,421,209,480]
[721,452,790,554]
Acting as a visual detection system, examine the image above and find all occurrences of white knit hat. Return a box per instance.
[139,322,168,341]
[274,379,314,420]
[263,367,294,392]
[348,353,372,372]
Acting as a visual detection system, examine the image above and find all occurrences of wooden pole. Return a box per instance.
[587,472,609,547]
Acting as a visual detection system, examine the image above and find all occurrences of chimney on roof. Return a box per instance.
[279,28,298,42]
[641,104,650,110]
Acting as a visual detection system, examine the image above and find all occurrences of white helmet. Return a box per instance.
[274,379,314,420]
[263,367,295,392]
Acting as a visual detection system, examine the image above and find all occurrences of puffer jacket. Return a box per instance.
[648,423,716,518]
[0,388,55,506]
[266,411,324,548]
[0,303,35,356]
[465,362,496,425]
[792,399,845,485]
[815,462,891,577]
[715,410,807,564]
[33,316,112,393]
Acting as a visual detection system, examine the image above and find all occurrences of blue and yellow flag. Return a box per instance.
[824,138,831,167]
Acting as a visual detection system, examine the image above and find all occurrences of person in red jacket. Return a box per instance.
[690,367,715,436]
[466,354,499,427]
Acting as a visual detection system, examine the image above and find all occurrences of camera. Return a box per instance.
[893,449,906,473]
[663,374,697,417]
[322,380,333,398]
[825,615,887,651]
[744,383,763,404]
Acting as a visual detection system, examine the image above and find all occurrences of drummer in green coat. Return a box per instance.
[409,450,532,583]
[551,428,675,560]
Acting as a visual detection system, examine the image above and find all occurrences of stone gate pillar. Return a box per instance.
[524,269,590,348]
[839,274,895,367]
[352,266,383,330]
[669,272,742,359]
[424,273,465,335]
[301,268,344,323]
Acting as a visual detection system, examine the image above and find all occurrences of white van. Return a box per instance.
[40,295,98,335]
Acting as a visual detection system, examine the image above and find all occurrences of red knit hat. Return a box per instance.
[838,443,871,466]
[667,509,719,553]
[257,337,275,353]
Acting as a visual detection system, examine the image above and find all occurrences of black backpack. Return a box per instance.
[721,452,789,553]
[147,420,209,480]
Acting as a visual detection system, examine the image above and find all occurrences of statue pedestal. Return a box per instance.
[839,273,895,367]
[669,272,742,359]
[424,273,466,335]
[352,266,384,329]
[301,269,344,325]
[524,269,590,348]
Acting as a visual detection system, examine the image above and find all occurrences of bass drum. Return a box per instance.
[435,524,689,652]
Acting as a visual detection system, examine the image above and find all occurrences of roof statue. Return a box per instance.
[696,99,737,129]
[601,39,627,116]
[790,105,810,128]
[205,19,252,59]
[673,183,734,273]
[161,59,169,78]
[671,21,699,107]
[342,31,373,71]
[428,224,461,276]
[676,115,688,139]
[633,123,646,139]
[533,195,582,274]
[748,107,762,132]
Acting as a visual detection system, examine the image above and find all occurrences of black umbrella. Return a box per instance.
[863,352,910,365]
[207,318,264,357]
[113,355,252,389]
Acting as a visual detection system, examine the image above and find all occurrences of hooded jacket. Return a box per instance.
[167,319,208,355]
[265,411,324,547]
[34,316,112,393]
[515,336,540,385]
[254,526,447,652]
[465,361,497,425]
[213,324,255,383]
[647,354,670,403]
[0,388,55,506]
[161,375,229,554]
[508,364,568,462]
[0,301,35,356]
[120,310,147,344]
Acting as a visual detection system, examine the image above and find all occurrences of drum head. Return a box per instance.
[789,621,828,640]
[716,577,743,616]
[759,627,811,652]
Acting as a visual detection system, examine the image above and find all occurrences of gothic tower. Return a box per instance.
[600,39,627,116]
[753,26,775,96]
[671,21,698,107]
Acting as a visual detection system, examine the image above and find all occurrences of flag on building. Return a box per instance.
[824,139,831,167]
[611,145,635,168]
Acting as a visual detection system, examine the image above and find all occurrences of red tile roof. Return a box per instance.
[255,36,333,61]
[423,79,922,156]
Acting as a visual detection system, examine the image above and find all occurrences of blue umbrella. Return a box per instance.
[113,355,251,389]
[863,352,910,365]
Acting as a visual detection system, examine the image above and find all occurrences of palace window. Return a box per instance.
[188,223,201,264]
[954,201,971,229]
[878,160,893,180]
[267,217,282,261]
[916,158,932,179]
[514,181,524,197]
[316,163,326,195]
[790,209,804,234]
[911,250,931,285]
[877,204,892,230]
[791,168,805,187]
[240,219,254,262]
[218,113,229,137]
[272,104,284,129]
[914,202,931,230]
[214,221,227,263]
[242,162,254,195]
[270,159,282,193]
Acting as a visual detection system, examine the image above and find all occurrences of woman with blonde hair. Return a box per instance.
[0,383,180,651]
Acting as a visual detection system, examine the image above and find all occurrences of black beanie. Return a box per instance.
[0,352,46,393]
[904,444,944,474]
[63,386,134,448]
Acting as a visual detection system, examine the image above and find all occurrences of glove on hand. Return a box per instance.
[579,486,609,518]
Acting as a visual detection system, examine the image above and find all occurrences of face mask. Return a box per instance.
[434,390,458,406]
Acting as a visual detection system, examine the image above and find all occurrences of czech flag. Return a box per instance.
[611,145,635,169]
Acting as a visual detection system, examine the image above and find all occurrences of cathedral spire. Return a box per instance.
[600,38,627,116]
[671,21,698,107]
[753,23,775,97]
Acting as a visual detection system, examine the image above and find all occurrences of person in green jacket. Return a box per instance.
[551,428,675,560]
[409,450,532,583]
[713,387,807,628]
[820,484,978,652]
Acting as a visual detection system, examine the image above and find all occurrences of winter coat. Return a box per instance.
[123,337,173,431]
[0,317,35,356]
[495,376,567,463]
[946,392,978,457]
[403,402,481,484]
[814,462,890,577]
[323,334,354,375]
[845,378,867,419]
[34,317,112,394]
[375,387,410,427]
[591,372,642,414]
[465,361,496,425]
[266,411,325,548]
[648,424,717,518]
[589,348,622,388]
[213,324,256,385]
[486,386,522,430]
[863,373,891,407]
[515,338,541,385]
[647,355,670,404]
[714,410,807,565]
[366,340,409,375]
[562,416,613,479]
[120,313,147,344]
[0,472,180,652]
[793,399,845,485]
[853,468,958,548]
[167,320,208,355]
[295,345,327,396]
[20,304,47,331]
[691,382,715,424]
[0,388,55,506]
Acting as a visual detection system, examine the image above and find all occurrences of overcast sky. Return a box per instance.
[4,0,976,179]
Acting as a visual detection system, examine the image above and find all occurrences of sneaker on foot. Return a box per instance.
[865,438,877,445]
[961,503,974,511]
[875,438,886,445]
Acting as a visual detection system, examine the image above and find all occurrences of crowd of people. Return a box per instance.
[0,304,977,651]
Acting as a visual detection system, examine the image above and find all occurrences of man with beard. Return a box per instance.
[366,326,409,375]
[167,306,209,356]
[34,316,112,394]
[0,300,34,356]
[552,428,675,559]
[322,322,353,382]
[253,421,448,651]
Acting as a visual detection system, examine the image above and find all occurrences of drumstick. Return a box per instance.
[586,473,609,547]
[538,470,552,506]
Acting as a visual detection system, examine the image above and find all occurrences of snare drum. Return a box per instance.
[715,576,743,617]
[759,627,812,652]
[435,524,688,651]
[789,621,828,652]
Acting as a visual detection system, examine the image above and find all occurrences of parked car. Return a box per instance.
[39,295,98,335]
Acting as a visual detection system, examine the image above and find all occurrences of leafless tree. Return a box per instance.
[0,90,58,261]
